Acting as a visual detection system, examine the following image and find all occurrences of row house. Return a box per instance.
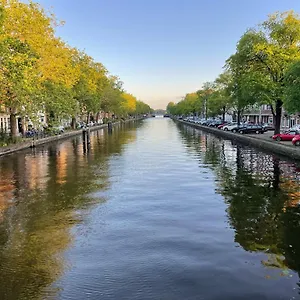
[0,105,13,133]
[0,105,47,135]
[243,104,300,129]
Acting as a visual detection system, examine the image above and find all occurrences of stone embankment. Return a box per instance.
[0,124,108,157]
[176,119,300,161]
[0,118,141,157]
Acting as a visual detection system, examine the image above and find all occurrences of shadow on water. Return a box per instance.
[177,122,300,293]
[0,121,141,300]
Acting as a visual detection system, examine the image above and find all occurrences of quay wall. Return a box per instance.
[0,118,142,157]
[176,119,300,161]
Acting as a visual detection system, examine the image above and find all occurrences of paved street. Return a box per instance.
[248,131,297,148]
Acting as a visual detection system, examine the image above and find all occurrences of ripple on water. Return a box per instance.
[0,119,299,300]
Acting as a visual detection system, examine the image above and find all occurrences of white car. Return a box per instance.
[290,125,300,131]
[222,122,238,131]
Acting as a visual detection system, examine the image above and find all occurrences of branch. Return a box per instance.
[253,54,277,82]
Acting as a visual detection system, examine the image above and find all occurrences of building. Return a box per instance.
[243,104,300,129]
[0,108,47,135]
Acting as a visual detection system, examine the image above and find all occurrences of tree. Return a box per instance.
[197,82,214,119]
[72,50,108,124]
[206,72,234,121]
[135,100,151,115]
[0,0,151,137]
[166,102,175,114]
[227,11,300,133]
[284,60,300,113]
[121,93,137,116]
[100,76,124,117]
[0,37,39,137]
[1,0,79,87]
[0,0,80,135]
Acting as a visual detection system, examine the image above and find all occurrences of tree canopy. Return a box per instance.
[167,11,300,133]
[0,0,152,137]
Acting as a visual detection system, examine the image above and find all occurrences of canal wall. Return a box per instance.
[176,119,300,161]
[0,118,142,157]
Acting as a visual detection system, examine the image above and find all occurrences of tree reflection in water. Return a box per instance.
[178,123,300,291]
[0,122,141,300]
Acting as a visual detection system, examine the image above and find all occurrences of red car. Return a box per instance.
[272,130,300,141]
[292,135,300,146]
[217,122,228,129]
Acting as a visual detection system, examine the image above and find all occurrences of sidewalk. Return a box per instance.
[247,132,296,148]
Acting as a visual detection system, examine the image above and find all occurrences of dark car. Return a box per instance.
[238,124,265,134]
[201,119,214,126]
[230,124,246,133]
[208,120,223,127]
[262,123,275,131]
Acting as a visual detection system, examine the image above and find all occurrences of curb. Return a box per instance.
[176,119,300,161]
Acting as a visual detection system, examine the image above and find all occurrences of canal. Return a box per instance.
[0,118,300,300]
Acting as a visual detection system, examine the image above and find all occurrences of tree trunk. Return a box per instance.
[95,112,100,123]
[86,112,90,124]
[10,111,17,138]
[237,110,241,125]
[71,117,76,129]
[21,117,26,136]
[222,106,226,122]
[274,100,283,134]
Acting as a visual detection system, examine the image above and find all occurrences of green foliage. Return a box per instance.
[284,60,300,113]
[0,0,152,138]
[168,10,300,132]
[135,100,151,115]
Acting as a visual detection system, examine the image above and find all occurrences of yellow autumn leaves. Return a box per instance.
[0,0,152,136]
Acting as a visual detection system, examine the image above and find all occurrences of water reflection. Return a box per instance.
[1,119,300,299]
[0,122,141,300]
[178,123,300,286]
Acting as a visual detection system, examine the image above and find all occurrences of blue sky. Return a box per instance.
[36,0,300,109]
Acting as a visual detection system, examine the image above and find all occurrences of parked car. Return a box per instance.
[229,124,245,133]
[262,123,275,131]
[238,124,265,134]
[272,130,300,141]
[217,122,228,129]
[290,125,300,131]
[292,135,300,146]
[222,122,238,131]
[201,119,214,126]
[208,120,223,127]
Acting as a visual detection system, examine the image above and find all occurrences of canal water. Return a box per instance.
[0,118,300,300]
